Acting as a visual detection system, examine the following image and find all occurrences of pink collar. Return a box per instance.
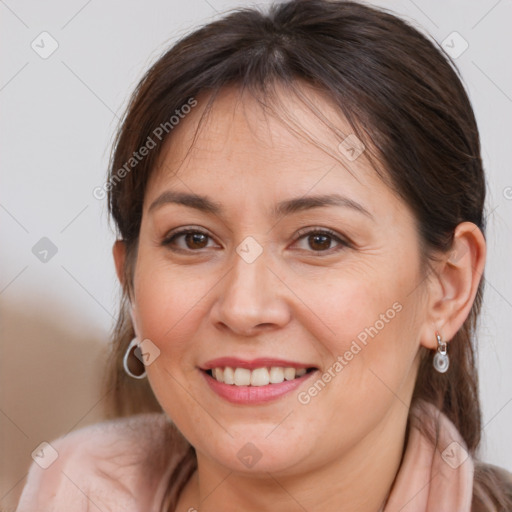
[382,400,473,512]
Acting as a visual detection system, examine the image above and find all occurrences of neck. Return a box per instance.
[176,404,409,512]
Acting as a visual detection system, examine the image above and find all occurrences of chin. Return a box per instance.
[214,446,306,475]
[193,428,310,474]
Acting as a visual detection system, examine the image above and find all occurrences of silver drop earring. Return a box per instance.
[433,332,449,373]
[123,338,147,379]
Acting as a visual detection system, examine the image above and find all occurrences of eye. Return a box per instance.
[161,226,351,255]
[161,228,218,251]
[293,228,350,254]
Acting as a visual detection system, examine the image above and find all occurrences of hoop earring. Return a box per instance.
[123,338,147,379]
[433,332,449,373]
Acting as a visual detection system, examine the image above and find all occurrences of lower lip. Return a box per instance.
[201,370,316,405]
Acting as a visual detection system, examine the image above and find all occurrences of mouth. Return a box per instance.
[199,358,318,404]
[204,366,315,386]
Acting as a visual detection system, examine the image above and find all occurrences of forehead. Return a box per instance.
[144,83,397,219]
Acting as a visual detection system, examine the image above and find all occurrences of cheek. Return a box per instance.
[131,256,217,430]
[302,261,422,392]
[291,272,422,453]
[132,252,224,373]
[301,266,405,344]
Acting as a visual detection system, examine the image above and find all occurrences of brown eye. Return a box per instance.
[294,228,350,255]
[307,233,332,251]
[162,229,216,251]
[184,232,209,249]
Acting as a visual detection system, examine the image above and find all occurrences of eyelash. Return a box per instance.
[161,226,351,256]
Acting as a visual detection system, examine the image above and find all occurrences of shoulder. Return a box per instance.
[16,413,192,512]
[473,462,512,512]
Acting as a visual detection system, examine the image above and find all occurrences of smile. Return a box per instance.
[207,366,310,386]
[200,358,318,404]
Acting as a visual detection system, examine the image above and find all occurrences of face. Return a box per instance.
[125,84,430,476]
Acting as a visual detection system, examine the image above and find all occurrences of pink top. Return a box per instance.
[15,400,477,511]
[16,414,196,511]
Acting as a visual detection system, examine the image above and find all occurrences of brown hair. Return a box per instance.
[104,0,512,508]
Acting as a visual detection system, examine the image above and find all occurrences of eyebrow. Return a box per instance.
[148,190,373,219]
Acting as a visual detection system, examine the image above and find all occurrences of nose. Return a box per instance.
[210,246,292,337]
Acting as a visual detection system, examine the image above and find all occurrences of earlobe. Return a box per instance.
[112,240,126,286]
[420,221,486,349]
[129,303,140,338]
[113,240,140,336]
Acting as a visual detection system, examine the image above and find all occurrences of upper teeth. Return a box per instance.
[211,367,308,386]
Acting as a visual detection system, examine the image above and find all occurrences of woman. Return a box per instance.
[15,0,512,511]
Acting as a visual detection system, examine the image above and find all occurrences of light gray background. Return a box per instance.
[1,0,511,508]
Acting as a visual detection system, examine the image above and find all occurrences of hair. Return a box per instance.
[103,0,512,509]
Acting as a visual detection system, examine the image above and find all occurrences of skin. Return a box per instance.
[113,83,486,512]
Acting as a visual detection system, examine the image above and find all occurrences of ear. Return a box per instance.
[419,221,486,349]
[113,239,140,336]
[112,240,126,286]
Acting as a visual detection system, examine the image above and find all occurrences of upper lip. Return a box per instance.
[200,357,317,371]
